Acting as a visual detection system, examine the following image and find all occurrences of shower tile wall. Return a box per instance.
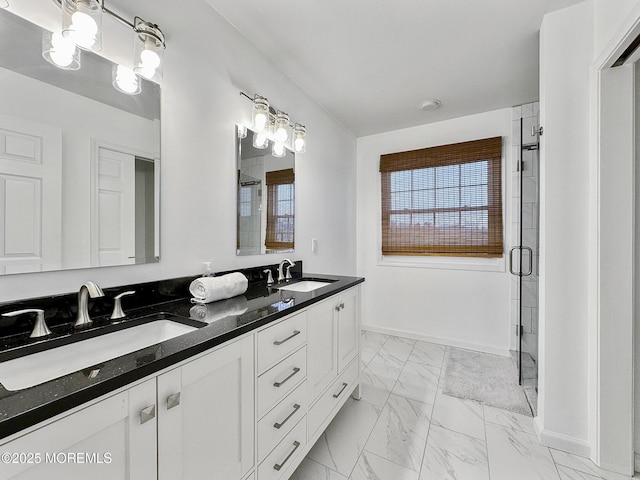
[238,156,264,255]
[511,102,540,364]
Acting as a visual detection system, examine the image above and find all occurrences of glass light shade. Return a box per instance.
[42,30,81,70]
[133,20,165,83]
[237,124,247,139]
[0,0,9,8]
[292,124,306,153]
[112,64,141,95]
[253,132,268,149]
[62,0,102,52]
[252,96,269,133]
[272,142,286,158]
[274,112,290,143]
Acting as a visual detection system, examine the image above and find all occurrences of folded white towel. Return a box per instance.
[189,272,248,304]
[189,296,248,323]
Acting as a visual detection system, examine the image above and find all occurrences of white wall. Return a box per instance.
[0,0,357,302]
[356,109,513,355]
[537,1,593,456]
[594,0,640,57]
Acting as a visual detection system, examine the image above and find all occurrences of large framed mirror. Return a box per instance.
[0,9,161,275]
[236,126,295,256]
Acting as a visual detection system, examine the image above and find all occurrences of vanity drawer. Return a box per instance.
[308,357,359,439]
[258,346,307,418]
[257,416,307,480]
[257,311,307,373]
[257,380,307,461]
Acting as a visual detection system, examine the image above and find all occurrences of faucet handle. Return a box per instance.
[285,264,295,280]
[2,309,52,338]
[111,291,135,320]
[263,269,274,285]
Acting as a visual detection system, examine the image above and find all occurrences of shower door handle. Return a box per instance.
[509,247,519,275]
[521,246,533,276]
[509,246,533,277]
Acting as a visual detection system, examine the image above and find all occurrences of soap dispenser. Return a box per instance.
[203,262,215,277]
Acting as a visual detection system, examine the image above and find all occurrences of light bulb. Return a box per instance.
[138,66,156,80]
[69,10,97,49]
[294,137,305,152]
[275,125,288,143]
[253,132,268,149]
[140,48,161,70]
[254,112,268,132]
[49,32,76,67]
[272,142,285,157]
[114,65,140,94]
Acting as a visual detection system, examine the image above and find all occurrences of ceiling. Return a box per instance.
[204,0,585,137]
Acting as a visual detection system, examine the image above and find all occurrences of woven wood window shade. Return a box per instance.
[380,136,503,257]
[265,168,295,250]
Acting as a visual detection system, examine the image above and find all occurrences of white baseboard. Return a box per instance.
[534,416,591,458]
[361,324,511,357]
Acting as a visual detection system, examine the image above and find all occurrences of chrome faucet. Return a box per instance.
[74,282,104,328]
[277,259,295,283]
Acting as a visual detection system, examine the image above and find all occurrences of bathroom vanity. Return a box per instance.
[0,266,363,480]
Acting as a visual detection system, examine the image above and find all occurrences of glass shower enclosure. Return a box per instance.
[510,103,541,414]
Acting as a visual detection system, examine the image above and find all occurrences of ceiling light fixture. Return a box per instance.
[241,91,306,155]
[45,0,166,95]
[419,99,442,111]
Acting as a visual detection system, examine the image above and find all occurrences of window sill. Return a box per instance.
[378,254,506,272]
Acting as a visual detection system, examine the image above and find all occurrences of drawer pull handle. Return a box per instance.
[273,367,301,387]
[167,392,181,410]
[333,382,348,398]
[140,404,156,425]
[273,440,301,471]
[273,330,301,346]
[273,404,301,429]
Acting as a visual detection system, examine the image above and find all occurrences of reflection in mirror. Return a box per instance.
[237,126,295,256]
[0,9,161,275]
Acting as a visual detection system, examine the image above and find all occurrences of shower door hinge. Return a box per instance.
[531,125,543,136]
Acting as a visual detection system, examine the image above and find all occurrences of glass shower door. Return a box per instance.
[510,109,540,414]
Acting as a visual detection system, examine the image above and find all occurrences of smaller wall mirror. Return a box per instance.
[236,126,295,256]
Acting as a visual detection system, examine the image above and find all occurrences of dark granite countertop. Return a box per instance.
[0,271,364,440]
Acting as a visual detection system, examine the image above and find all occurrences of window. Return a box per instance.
[380,136,503,257]
[265,168,295,250]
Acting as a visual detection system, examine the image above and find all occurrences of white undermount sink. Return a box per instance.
[0,320,196,391]
[277,280,333,293]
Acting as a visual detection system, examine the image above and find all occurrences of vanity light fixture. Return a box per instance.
[292,124,306,153]
[42,30,81,70]
[241,91,307,154]
[252,95,270,133]
[274,112,290,143]
[61,0,102,52]
[46,0,166,95]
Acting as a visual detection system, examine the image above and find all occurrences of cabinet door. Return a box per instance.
[306,298,337,400]
[0,379,156,480]
[158,335,254,480]
[337,288,359,373]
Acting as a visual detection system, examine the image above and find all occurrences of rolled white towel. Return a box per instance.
[189,296,248,323]
[189,272,248,304]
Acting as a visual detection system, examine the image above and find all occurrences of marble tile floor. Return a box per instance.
[289,331,636,480]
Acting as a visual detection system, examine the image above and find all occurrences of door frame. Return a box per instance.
[591,5,640,475]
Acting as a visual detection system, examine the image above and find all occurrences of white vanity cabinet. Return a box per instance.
[157,335,255,480]
[0,378,157,480]
[0,282,362,480]
[307,286,360,439]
